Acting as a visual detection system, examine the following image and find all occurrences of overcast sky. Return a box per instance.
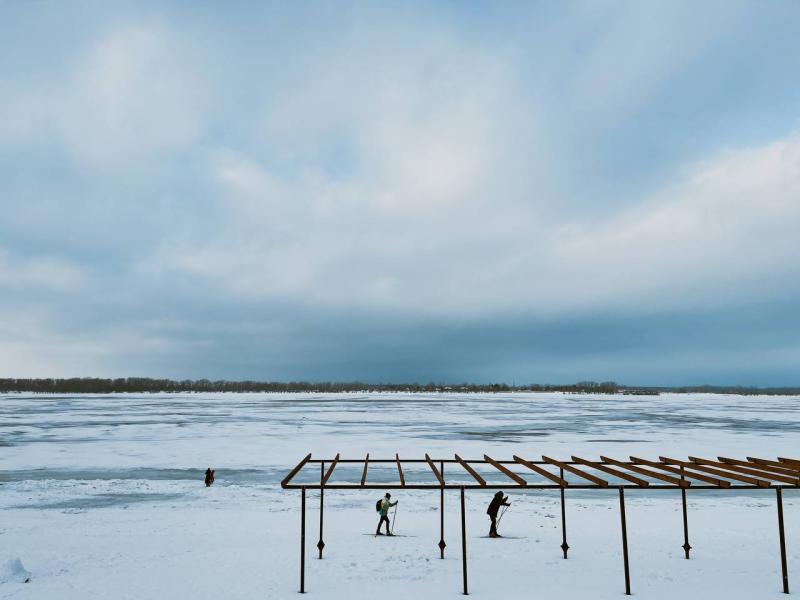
[1,1,799,385]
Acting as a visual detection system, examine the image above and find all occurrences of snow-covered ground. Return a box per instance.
[1,392,797,599]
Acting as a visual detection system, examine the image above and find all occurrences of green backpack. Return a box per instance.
[375,499,383,512]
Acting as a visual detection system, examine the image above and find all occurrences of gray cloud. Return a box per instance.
[1,1,799,383]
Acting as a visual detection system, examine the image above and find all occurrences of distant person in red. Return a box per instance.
[204,468,215,487]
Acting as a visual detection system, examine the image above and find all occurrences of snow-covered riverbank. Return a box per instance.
[1,392,798,599]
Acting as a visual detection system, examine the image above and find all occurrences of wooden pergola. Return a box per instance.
[281,453,798,595]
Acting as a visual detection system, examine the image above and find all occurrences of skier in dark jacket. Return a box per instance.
[204,468,215,487]
[487,491,510,537]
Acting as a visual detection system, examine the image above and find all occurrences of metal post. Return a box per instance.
[460,486,468,595]
[300,487,306,593]
[680,465,691,558]
[318,462,325,559]
[619,487,631,595]
[440,461,446,558]
[777,488,789,594]
[681,488,691,559]
[560,467,569,558]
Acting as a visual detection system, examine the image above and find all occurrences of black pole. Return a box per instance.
[460,486,468,595]
[318,462,325,559]
[777,488,789,594]
[619,487,631,595]
[681,487,691,559]
[301,487,306,593]
[680,465,691,559]
[440,461,446,558]
[560,467,569,559]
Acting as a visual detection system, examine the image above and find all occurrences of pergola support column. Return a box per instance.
[777,488,789,594]
[560,467,569,558]
[439,461,446,559]
[619,487,631,595]
[318,462,325,559]
[460,486,468,595]
[300,487,306,593]
[681,487,691,559]
[680,464,691,559]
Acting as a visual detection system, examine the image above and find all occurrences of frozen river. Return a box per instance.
[1,392,798,598]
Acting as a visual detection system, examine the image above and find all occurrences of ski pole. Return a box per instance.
[391,502,398,534]
[496,505,509,532]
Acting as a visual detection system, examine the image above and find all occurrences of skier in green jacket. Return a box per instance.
[376,492,398,536]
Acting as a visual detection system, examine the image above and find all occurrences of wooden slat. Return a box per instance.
[630,456,730,487]
[692,457,800,485]
[322,453,340,485]
[601,456,689,487]
[747,456,800,473]
[396,453,405,487]
[455,454,486,486]
[281,453,312,487]
[425,453,445,487]
[778,457,800,467]
[360,453,370,487]
[484,454,527,486]
[661,456,770,487]
[542,456,608,487]
[572,456,649,487]
[728,456,800,479]
[513,455,568,486]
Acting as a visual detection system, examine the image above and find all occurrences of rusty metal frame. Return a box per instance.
[484,454,528,486]
[455,453,486,486]
[282,453,797,596]
[659,456,771,488]
[600,455,689,487]
[630,456,732,487]
[572,456,649,487]
[425,453,445,486]
[513,455,568,486]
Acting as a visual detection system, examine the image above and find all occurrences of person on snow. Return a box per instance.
[375,492,398,536]
[204,468,215,487]
[487,490,510,537]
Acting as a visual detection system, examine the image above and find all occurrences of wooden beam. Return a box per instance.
[321,453,340,486]
[691,457,800,485]
[425,453,445,487]
[600,456,689,488]
[778,457,800,467]
[572,456,649,487]
[542,456,608,487]
[396,453,405,487]
[630,456,730,487]
[717,456,800,479]
[455,454,486,486]
[484,454,527,486]
[513,455,568,486]
[281,453,312,488]
[660,456,770,487]
[747,456,800,473]
[360,453,370,487]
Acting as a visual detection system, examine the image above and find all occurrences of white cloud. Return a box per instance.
[154,128,800,318]
[0,307,180,378]
[0,22,210,167]
[547,131,800,310]
[0,249,87,292]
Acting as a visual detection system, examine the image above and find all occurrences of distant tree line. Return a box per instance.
[0,378,797,395]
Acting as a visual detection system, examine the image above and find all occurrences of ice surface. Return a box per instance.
[0,392,797,599]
